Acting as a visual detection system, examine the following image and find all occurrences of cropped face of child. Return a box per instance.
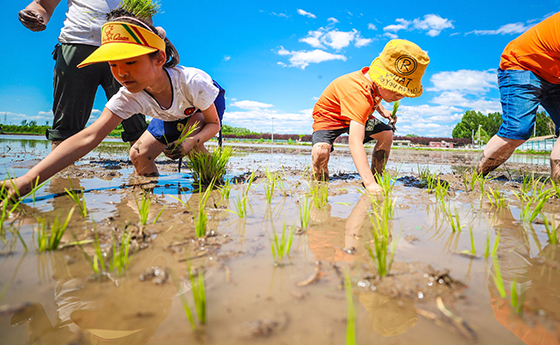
[108,54,160,93]
[377,87,406,103]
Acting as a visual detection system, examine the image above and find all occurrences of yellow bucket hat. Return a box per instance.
[78,21,165,68]
[368,39,430,98]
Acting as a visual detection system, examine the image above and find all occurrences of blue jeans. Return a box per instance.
[497,69,560,140]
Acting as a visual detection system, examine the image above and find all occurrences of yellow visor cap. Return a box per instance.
[78,21,166,68]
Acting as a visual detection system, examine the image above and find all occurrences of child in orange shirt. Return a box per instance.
[311,39,429,194]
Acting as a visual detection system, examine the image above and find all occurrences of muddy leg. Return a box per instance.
[129,131,165,176]
[550,140,560,182]
[370,130,393,176]
[312,143,332,181]
[477,135,524,176]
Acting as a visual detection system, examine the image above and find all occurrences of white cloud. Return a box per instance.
[368,23,377,30]
[328,17,339,23]
[277,47,347,69]
[383,14,453,36]
[223,56,231,61]
[467,22,533,35]
[297,9,316,19]
[299,27,372,50]
[223,106,313,134]
[230,100,274,110]
[428,69,497,93]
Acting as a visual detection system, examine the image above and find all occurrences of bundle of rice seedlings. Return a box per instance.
[118,0,161,20]
[186,146,233,190]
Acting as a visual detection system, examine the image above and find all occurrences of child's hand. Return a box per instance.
[163,140,193,160]
[376,104,397,124]
[364,181,383,195]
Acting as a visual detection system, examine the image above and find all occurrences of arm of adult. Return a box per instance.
[19,0,61,32]
[7,108,122,199]
[348,120,382,194]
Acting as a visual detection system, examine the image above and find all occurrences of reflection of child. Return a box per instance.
[5,10,225,198]
[311,39,429,194]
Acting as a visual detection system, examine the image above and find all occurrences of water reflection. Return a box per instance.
[486,205,560,344]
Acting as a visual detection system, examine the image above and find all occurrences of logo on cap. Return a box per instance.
[395,56,417,76]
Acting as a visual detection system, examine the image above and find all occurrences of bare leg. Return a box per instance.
[477,135,525,176]
[51,140,63,151]
[129,131,166,176]
[311,143,332,181]
[550,139,560,182]
[369,130,393,176]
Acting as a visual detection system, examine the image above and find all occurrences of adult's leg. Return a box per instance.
[478,136,525,175]
[369,130,393,175]
[49,44,104,145]
[477,69,542,176]
[312,143,332,181]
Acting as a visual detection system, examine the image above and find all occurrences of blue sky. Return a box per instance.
[1,1,559,137]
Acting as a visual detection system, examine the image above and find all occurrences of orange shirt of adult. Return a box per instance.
[500,12,560,84]
[312,67,381,132]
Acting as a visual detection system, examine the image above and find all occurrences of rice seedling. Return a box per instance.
[81,229,106,275]
[270,222,295,262]
[486,187,507,208]
[514,188,554,223]
[134,190,166,226]
[344,271,356,345]
[194,179,216,238]
[374,169,397,199]
[445,206,465,232]
[460,225,476,256]
[0,280,9,303]
[263,167,276,204]
[541,214,558,245]
[171,258,207,329]
[118,0,161,20]
[461,170,482,192]
[492,257,507,298]
[36,207,75,252]
[274,168,289,197]
[109,228,133,276]
[185,146,233,190]
[364,207,396,277]
[65,178,87,217]
[28,176,49,207]
[433,178,449,208]
[9,228,28,251]
[391,100,400,119]
[227,172,255,218]
[510,276,525,314]
[550,179,560,200]
[308,180,329,209]
[297,195,311,229]
[1,178,23,229]
[218,178,232,201]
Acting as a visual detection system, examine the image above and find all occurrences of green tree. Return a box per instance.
[452,110,488,139]
[534,111,555,137]
[486,112,502,137]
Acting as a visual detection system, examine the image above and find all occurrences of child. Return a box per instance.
[4,10,225,198]
[311,39,429,194]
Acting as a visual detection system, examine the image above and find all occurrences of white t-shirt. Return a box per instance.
[106,66,219,122]
[59,0,120,46]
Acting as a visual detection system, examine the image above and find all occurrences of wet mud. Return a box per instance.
[1,137,559,344]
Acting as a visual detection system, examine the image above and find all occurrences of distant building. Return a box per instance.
[429,141,454,148]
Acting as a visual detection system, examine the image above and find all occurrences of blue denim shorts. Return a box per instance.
[148,80,226,145]
[497,69,560,140]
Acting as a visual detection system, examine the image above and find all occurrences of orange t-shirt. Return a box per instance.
[500,12,560,84]
[312,67,382,132]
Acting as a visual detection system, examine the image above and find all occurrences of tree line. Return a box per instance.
[452,110,555,143]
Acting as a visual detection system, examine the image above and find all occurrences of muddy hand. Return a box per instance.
[18,9,46,32]
[163,144,184,160]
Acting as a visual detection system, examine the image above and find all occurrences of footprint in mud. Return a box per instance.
[237,311,289,338]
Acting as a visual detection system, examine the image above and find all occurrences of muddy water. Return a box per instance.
[1,136,559,344]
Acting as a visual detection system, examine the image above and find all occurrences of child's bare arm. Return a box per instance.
[176,104,220,154]
[376,104,396,124]
[8,109,122,198]
[348,120,381,194]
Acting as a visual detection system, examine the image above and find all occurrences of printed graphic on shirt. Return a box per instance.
[184,107,196,116]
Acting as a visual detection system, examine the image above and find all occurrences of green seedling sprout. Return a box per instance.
[460,225,476,256]
[344,271,356,345]
[1,176,24,229]
[541,214,558,245]
[364,207,396,277]
[308,180,329,210]
[391,100,400,119]
[218,178,232,201]
[186,146,233,190]
[118,0,161,20]
[510,276,526,314]
[171,258,207,329]
[171,269,196,330]
[134,190,166,226]
[374,169,397,199]
[514,188,553,223]
[274,169,288,197]
[434,178,449,208]
[226,171,255,218]
[109,228,134,276]
[263,167,276,204]
[270,222,295,262]
[492,257,507,298]
[486,187,507,208]
[194,179,216,238]
[297,195,311,230]
[36,207,75,252]
[445,206,465,233]
[65,178,87,217]
[29,176,49,207]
